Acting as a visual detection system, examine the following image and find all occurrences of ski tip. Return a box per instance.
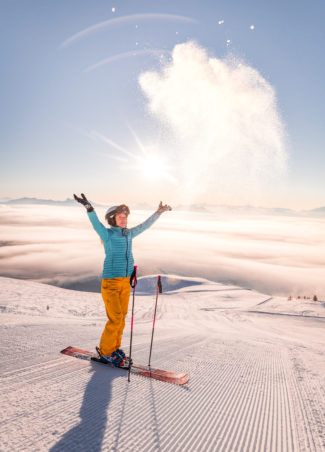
[138,370,190,385]
[60,346,72,353]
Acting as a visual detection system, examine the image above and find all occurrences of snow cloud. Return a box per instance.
[0,204,324,299]
[139,41,287,206]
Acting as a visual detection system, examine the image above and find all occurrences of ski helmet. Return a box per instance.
[105,204,130,226]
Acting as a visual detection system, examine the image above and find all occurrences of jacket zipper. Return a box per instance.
[125,234,128,276]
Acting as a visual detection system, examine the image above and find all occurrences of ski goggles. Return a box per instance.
[115,204,130,215]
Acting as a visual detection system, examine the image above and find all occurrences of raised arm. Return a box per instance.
[130,201,172,238]
[87,210,109,242]
[73,193,109,242]
[129,212,160,238]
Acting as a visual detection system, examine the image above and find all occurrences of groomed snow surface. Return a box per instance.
[1,275,324,452]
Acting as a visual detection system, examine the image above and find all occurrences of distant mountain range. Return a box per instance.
[1,197,106,208]
[175,204,325,217]
[1,197,324,217]
[2,197,77,206]
[0,197,156,211]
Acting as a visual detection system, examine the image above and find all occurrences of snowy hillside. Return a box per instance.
[1,276,324,451]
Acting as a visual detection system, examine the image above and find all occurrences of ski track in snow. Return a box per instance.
[0,276,324,452]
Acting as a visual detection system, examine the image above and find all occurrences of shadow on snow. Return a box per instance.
[50,362,122,452]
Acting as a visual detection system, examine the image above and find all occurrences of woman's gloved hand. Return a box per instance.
[73,193,94,212]
[157,201,172,215]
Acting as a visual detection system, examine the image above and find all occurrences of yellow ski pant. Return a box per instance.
[99,277,131,356]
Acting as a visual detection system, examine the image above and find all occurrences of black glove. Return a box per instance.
[73,193,94,212]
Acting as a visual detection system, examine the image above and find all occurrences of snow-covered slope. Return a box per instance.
[1,276,324,451]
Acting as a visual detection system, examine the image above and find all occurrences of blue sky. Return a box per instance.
[1,0,324,209]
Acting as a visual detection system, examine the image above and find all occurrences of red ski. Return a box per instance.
[60,346,189,386]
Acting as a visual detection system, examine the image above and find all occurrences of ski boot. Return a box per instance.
[116,349,133,367]
[96,347,123,367]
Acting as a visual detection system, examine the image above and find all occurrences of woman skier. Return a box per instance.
[73,193,171,366]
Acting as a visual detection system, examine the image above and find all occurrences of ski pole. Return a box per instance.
[128,265,137,383]
[148,275,162,367]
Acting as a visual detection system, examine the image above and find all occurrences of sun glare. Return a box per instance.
[137,154,170,180]
[91,129,178,184]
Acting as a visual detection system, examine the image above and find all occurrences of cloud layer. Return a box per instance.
[0,204,324,299]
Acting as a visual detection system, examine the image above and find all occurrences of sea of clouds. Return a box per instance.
[1,203,324,299]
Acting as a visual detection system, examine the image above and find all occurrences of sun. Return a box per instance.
[138,154,164,178]
[90,129,178,184]
[137,153,176,183]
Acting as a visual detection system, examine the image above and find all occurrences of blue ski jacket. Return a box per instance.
[87,210,160,279]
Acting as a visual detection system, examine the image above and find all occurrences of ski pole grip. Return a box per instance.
[158,275,162,294]
[130,265,138,288]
